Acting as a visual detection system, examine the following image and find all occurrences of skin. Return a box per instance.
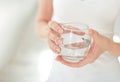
[36,0,120,67]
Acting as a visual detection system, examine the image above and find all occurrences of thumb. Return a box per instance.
[88,29,99,42]
[88,29,95,38]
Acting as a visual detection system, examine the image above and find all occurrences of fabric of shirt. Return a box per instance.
[47,0,120,82]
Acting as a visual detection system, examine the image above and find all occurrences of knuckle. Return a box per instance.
[49,21,62,33]
[49,31,61,44]
[53,35,58,43]
[48,21,53,27]
[48,21,57,28]
[49,32,56,40]
[54,47,60,54]
[48,40,56,52]
[48,40,60,54]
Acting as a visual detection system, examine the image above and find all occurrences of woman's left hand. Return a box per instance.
[56,29,111,67]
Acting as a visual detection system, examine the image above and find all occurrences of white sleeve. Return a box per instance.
[113,14,120,43]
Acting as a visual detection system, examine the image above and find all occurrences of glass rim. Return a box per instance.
[61,22,89,31]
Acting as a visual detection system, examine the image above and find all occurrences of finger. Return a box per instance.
[88,29,99,41]
[62,25,85,35]
[83,42,97,63]
[55,38,96,67]
[83,39,103,64]
[86,37,96,56]
[64,42,85,49]
[73,31,85,36]
[48,21,63,34]
[57,30,97,67]
[72,39,95,66]
[48,29,62,45]
[48,39,61,54]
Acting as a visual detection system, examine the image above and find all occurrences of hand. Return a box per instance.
[56,29,110,67]
[47,21,88,57]
[47,21,63,54]
[47,21,85,55]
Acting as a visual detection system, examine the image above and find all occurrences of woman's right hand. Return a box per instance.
[47,21,63,54]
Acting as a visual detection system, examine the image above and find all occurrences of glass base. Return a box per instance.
[62,56,84,63]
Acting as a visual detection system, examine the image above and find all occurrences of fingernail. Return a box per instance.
[58,39,62,44]
[56,48,60,53]
[89,29,93,34]
[58,29,63,33]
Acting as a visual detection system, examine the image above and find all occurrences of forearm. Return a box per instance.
[36,0,53,40]
[108,40,120,56]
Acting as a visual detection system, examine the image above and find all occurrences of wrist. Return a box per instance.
[107,39,115,54]
[105,38,113,51]
[107,40,120,56]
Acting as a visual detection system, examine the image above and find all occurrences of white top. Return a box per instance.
[47,0,120,82]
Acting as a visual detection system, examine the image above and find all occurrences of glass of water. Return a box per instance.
[60,23,92,63]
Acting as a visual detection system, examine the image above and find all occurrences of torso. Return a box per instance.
[48,0,120,82]
[52,0,120,38]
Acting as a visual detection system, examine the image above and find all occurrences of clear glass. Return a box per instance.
[60,23,92,63]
